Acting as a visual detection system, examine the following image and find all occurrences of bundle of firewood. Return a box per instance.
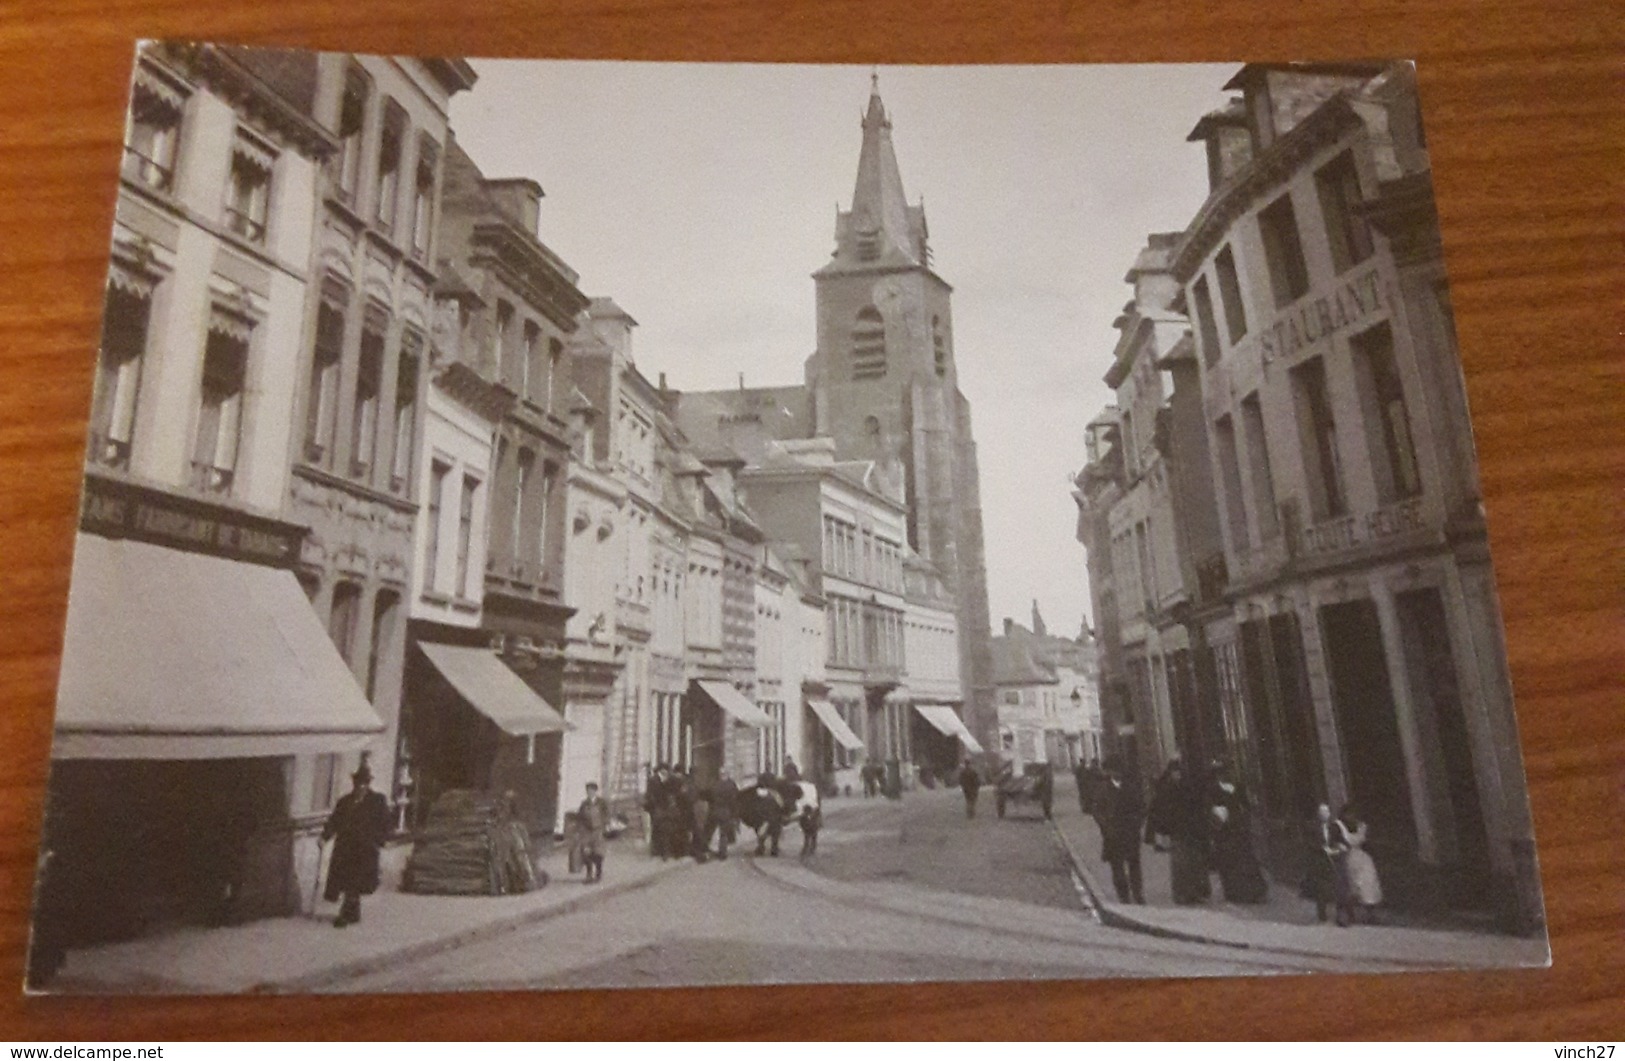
[401,790,540,896]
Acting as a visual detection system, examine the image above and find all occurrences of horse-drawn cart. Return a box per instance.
[994,762,1055,820]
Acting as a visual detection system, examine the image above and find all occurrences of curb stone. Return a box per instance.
[264,860,686,993]
[1047,817,1254,951]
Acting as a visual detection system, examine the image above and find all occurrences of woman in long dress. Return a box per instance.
[1208,770,1268,904]
[1145,760,1210,904]
[1337,803,1383,923]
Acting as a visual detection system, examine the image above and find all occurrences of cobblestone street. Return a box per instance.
[331,787,1391,992]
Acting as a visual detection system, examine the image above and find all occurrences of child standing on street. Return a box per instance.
[576,782,610,883]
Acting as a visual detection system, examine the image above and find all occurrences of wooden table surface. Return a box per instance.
[0,0,1619,1040]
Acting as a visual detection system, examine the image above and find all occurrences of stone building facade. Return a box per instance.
[1076,61,1541,928]
[285,53,476,858]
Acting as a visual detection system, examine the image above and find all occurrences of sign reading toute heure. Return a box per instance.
[79,470,305,566]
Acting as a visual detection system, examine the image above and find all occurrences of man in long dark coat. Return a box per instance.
[644,764,673,860]
[1097,759,1146,904]
[957,760,982,819]
[708,771,739,861]
[322,762,391,928]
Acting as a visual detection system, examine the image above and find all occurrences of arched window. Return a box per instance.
[933,316,948,377]
[852,306,886,380]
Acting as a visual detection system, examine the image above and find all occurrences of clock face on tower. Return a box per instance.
[873,277,905,315]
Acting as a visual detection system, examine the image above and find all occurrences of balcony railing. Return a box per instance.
[121,146,173,193]
[87,433,132,472]
[189,460,234,495]
[224,206,266,243]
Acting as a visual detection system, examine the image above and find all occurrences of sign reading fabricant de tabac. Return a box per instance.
[80,471,303,566]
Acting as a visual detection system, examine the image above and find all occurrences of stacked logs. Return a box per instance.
[401,790,541,896]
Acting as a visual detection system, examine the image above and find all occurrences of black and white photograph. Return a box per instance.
[25,46,1551,995]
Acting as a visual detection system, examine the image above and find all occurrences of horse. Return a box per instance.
[737,777,819,857]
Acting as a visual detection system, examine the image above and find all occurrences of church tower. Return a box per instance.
[806,75,996,746]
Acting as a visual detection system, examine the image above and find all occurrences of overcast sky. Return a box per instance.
[451,61,1233,635]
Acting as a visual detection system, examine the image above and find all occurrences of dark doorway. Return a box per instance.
[1268,613,1326,820]
[1320,599,1419,882]
[1397,587,1492,906]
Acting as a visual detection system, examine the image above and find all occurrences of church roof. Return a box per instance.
[816,75,931,277]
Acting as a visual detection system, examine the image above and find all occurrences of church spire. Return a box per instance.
[845,72,918,265]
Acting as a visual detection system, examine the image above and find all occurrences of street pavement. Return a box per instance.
[1047,775,1550,970]
[44,779,1543,995]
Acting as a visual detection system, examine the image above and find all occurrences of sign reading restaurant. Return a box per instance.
[1259,264,1385,362]
[79,470,305,567]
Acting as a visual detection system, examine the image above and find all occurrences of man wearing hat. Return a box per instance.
[321,760,392,927]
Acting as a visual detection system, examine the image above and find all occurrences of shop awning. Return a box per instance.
[53,535,384,760]
[914,704,984,754]
[694,680,775,728]
[806,699,864,751]
[420,643,570,737]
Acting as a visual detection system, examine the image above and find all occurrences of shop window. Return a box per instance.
[374,102,405,233]
[191,314,250,495]
[329,582,362,665]
[1239,393,1280,539]
[350,323,384,480]
[457,474,478,595]
[224,137,273,244]
[1258,193,1310,308]
[1291,356,1347,519]
[334,65,370,203]
[512,447,534,576]
[1352,323,1422,502]
[1214,415,1250,551]
[392,330,421,493]
[312,752,343,814]
[89,284,150,470]
[495,300,516,387]
[425,460,449,593]
[522,320,542,405]
[1316,150,1374,274]
[409,137,437,261]
[1215,245,1248,342]
[366,590,399,702]
[123,75,184,192]
[851,306,886,380]
[1192,277,1221,368]
[546,336,563,413]
[304,294,345,466]
[1134,522,1155,614]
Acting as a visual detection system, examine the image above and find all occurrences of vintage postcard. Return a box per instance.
[27,47,1549,994]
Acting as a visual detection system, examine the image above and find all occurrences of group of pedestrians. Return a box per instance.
[1140,758,1268,905]
[1073,755,1384,926]
[1304,801,1384,926]
[642,762,741,863]
[638,758,815,863]
[1076,755,1270,909]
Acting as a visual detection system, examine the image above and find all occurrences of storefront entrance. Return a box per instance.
[1319,599,1421,901]
[37,758,294,950]
[1396,587,1493,906]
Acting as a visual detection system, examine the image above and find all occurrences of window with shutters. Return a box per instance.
[190,313,250,495]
